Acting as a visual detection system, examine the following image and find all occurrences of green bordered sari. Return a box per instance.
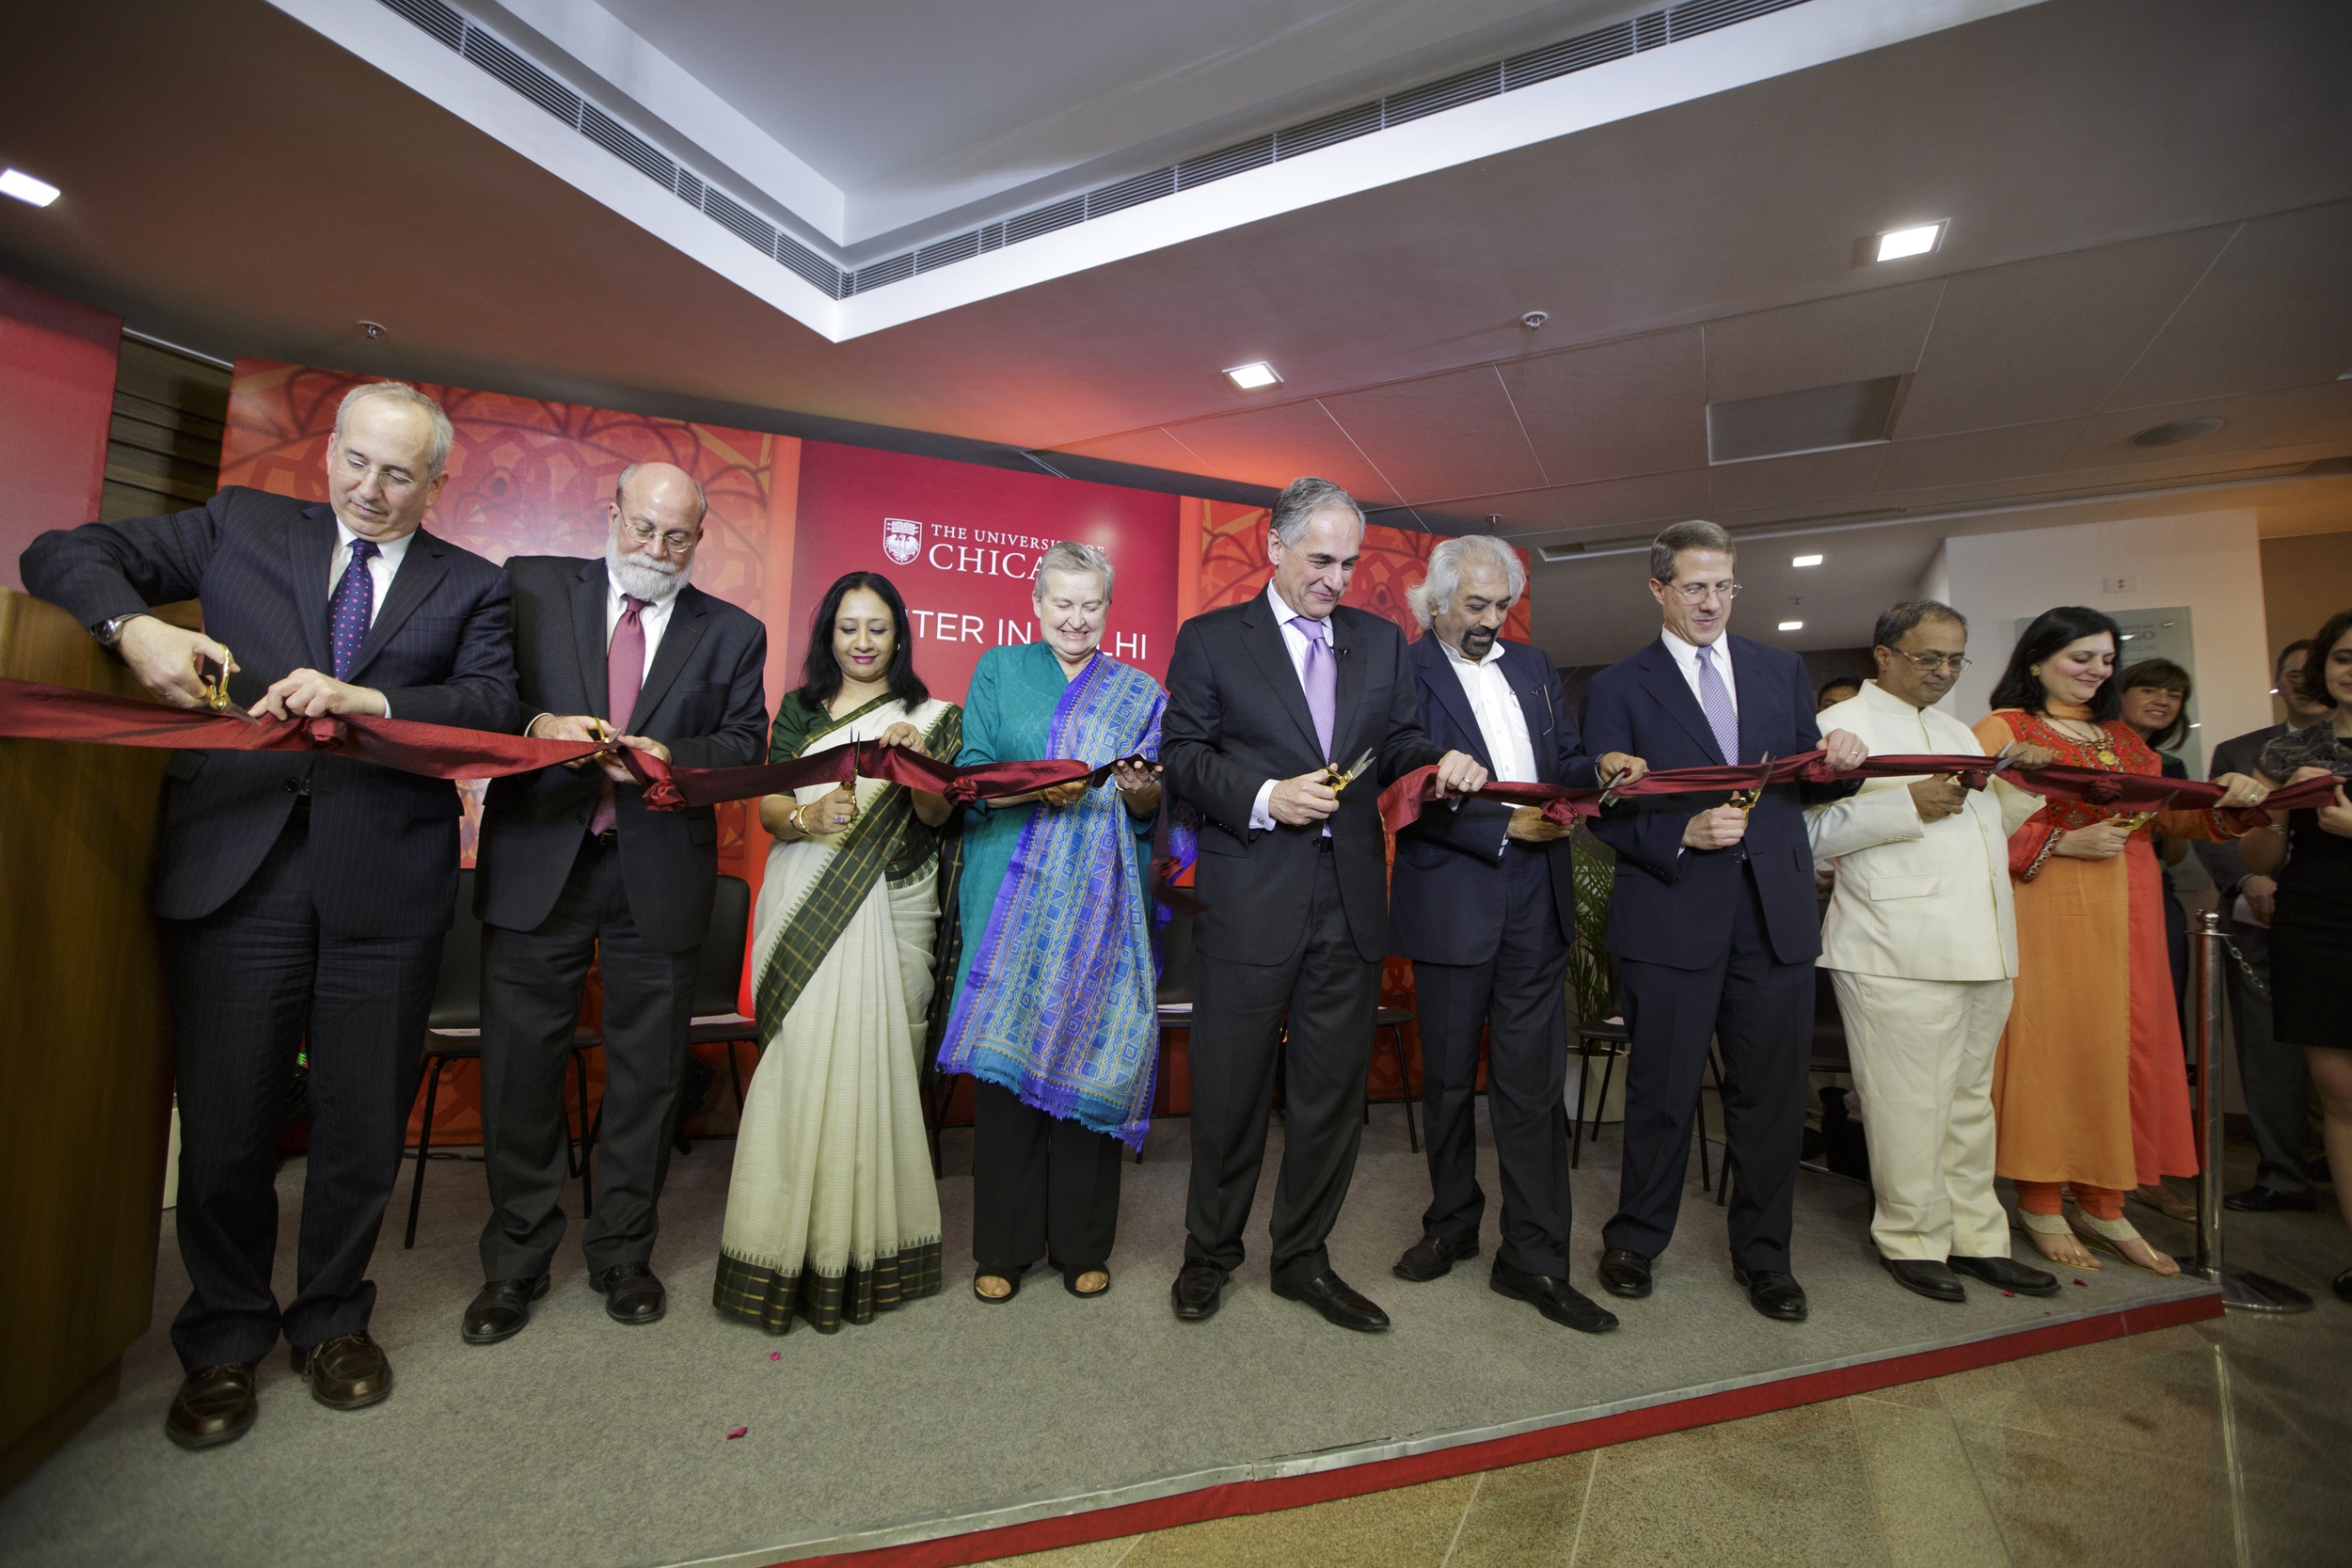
[714,689,961,1334]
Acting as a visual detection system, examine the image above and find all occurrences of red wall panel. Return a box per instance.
[0,277,119,593]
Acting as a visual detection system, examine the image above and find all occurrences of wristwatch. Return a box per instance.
[92,611,151,649]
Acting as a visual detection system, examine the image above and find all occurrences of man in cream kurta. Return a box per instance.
[1807,601,2059,1304]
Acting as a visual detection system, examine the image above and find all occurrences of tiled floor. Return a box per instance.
[974,1180,2352,1568]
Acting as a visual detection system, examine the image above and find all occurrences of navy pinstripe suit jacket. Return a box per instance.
[22,486,519,937]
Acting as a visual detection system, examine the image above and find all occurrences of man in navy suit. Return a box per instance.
[22,383,518,1447]
[464,462,767,1342]
[1580,520,1867,1323]
[1389,535,1643,1334]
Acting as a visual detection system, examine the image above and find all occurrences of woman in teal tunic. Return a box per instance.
[936,542,1166,1303]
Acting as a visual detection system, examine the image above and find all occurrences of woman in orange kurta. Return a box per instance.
[1975,608,2270,1275]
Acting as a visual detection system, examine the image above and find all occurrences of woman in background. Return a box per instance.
[2245,608,2352,1304]
[937,542,1165,1304]
[2118,656,2199,1222]
[715,572,959,1334]
[1976,608,2267,1275]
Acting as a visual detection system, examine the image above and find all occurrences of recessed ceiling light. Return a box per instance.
[1778,620,1804,632]
[1224,361,1281,390]
[1874,221,1946,261]
[1791,554,1823,567]
[0,168,61,207]
[2130,417,2222,447]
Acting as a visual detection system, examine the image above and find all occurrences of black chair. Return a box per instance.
[685,875,757,1113]
[1363,1007,1421,1153]
[1141,906,1198,1164]
[1569,949,1723,1196]
[405,869,603,1248]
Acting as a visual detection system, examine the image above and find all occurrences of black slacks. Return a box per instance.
[1601,865,1810,1273]
[2224,915,2313,1196]
[163,811,440,1369]
[971,1079,1123,1278]
[1185,849,1379,1285]
[478,835,696,1280]
[1412,844,1574,1276]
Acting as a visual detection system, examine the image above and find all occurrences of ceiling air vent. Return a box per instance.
[1385,64,1503,126]
[1178,136,1275,189]
[847,253,914,294]
[701,187,775,253]
[915,232,981,272]
[581,103,674,188]
[1669,0,1809,42]
[774,233,842,295]
[462,27,580,125]
[1504,23,1637,87]
[1707,375,1906,465]
[1276,103,1385,160]
[1634,11,1669,49]
[673,168,704,208]
[383,0,463,50]
[1005,197,1086,245]
[1087,167,1177,219]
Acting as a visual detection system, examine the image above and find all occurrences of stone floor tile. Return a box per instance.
[1951,1416,2237,1568]
[1848,1399,2010,1568]
[1573,1409,1891,1567]
[1443,1453,1593,1567]
[1119,1476,1475,1568]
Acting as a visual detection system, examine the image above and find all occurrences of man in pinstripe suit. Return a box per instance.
[22,382,518,1449]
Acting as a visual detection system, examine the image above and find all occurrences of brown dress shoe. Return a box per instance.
[166,1364,258,1449]
[294,1331,393,1410]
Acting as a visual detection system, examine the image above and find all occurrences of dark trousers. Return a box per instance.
[478,835,696,1279]
[163,813,439,1369]
[1602,866,1811,1273]
[971,1079,1123,1278]
[1412,846,1574,1276]
[2224,916,2313,1196]
[1186,849,1379,1285]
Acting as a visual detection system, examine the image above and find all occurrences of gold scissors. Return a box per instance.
[1597,760,1635,809]
[1732,752,1774,816]
[199,647,236,714]
[1324,748,1378,793]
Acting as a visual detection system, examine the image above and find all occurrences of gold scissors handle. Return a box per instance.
[1732,752,1774,817]
[199,647,234,713]
[1325,748,1378,793]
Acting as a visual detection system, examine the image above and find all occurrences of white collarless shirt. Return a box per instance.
[1248,578,1335,832]
[1440,638,1537,785]
[1660,627,1738,721]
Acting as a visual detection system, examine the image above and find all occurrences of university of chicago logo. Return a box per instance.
[882,516,921,565]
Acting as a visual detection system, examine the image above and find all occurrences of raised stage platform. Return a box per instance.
[0,1104,2215,1568]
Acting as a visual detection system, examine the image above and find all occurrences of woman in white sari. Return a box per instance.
[715,572,958,1334]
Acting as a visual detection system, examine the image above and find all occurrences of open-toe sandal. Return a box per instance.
[973,1273,1021,1305]
[1063,1269,1111,1300]
[2070,1212,2176,1276]
[2019,1208,2100,1271]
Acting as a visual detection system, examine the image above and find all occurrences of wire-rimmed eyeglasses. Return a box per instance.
[1891,649,1971,673]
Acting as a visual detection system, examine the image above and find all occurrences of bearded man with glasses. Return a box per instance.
[1806,601,2064,1304]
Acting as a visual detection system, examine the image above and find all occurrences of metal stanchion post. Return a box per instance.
[2183,910,2312,1312]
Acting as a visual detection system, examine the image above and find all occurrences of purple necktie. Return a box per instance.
[1694,643,1739,765]
[1290,614,1336,762]
[589,595,649,836]
[327,538,379,680]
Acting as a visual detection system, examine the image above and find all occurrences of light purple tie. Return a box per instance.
[1290,615,1336,762]
[1694,643,1739,766]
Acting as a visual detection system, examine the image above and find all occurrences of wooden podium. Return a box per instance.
[0,590,178,1491]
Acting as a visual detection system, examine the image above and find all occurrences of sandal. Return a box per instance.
[973,1273,1021,1304]
[2132,1183,2198,1225]
[2019,1208,2101,1271]
[1064,1269,1111,1300]
[2071,1211,2180,1276]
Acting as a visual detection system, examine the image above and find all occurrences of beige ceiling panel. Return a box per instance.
[1701,280,1946,404]
[1897,228,2235,436]
[1707,444,1887,515]
[1155,400,1401,504]
[1049,425,1215,473]
[1483,468,1713,541]
[1873,420,2090,492]
[2061,382,2352,470]
[1318,367,1547,505]
[2108,202,2352,408]
[1498,331,1707,486]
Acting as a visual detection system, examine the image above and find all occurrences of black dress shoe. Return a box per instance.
[1882,1257,1965,1303]
[294,1331,393,1409]
[1273,1269,1391,1333]
[2334,1267,2351,1307]
[1597,1247,1653,1299]
[2224,1185,2318,1213]
[165,1364,257,1449]
[463,1275,551,1345]
[1393,1231,1480,1282]
[592,1261,667,1325]
[1171,1259,1228,1323]
[1491,1259,1618,1334]
[1733,1268,1808,1323]
[1947,1254,2061,1296]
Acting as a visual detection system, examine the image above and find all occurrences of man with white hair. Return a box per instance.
[1389,535,1642,1333]
[23,381,519,1448]
[467,462,768,1341]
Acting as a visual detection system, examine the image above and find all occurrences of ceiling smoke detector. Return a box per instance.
[359,320,389,341]
[2129,417,2221,447]
[1520,311,1549,330]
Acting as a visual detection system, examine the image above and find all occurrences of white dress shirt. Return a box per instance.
[528,574,681,735]
[1441,639,1537,784]
[1660,627,1737,719]
[329,521,412,712]
[1248,579,1333,832]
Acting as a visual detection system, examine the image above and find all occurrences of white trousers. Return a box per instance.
[1829,970,2014,1262]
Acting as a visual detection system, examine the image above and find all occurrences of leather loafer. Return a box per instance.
[294,1331,393,1409]
[592,1261,667,1325]
[1171,1259,1228,1323]
[1491,1259,1618,1334]
[1597,1247,1653,1299]
[463,1275,551,1345]
[1882,1257,1965,1303]
[1947,1254,2061,1297]
[1393,1231,1481,1283]
[1733,1268,1808,1323]
[1273,1268,1391,1332]
[2224,1185,2317,1213]
[165,1364,258,1449]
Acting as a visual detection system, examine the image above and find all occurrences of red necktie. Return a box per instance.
[589,594,648,836]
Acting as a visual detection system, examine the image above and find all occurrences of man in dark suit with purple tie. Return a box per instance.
[22,383,518,1449]
[1579,520,1867,1323]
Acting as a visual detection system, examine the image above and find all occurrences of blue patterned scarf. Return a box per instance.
[936,654,1166,1148]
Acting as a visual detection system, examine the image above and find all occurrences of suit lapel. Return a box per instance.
[1505,645,1555,782]
[627,588,707,733]
[1412,633,1487,769]
[1328,610,1364,764]
[289,506,336,673]
[342,530,448,686]
[1639,640,1727,764]
[573,561,612,721]
[1726,636,1777,761]
[1241,589,1325,761]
